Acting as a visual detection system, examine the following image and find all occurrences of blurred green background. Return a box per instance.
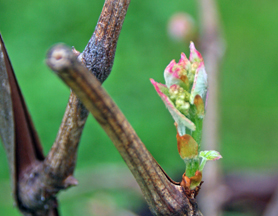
[0,0,278,215]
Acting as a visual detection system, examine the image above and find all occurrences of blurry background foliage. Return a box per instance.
[0,0,278,215]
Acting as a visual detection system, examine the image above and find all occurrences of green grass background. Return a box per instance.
[0,0,278,215]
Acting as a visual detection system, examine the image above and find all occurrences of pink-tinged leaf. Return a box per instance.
[177,133,198,159]
[189,42,203,63]
[178,52,190,68]
[150,78,168,96]
[164,53,190,89]
[150,79,196,134]
[190,62,207,104]
[164,60,181,88]
[165,60,179,77]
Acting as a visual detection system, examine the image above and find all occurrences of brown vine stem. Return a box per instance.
[43,0,130,194]
[46,45,203,216]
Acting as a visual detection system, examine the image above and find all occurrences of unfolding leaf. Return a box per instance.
[150,79,196,135]
[190,62,207,104]
[177,133,198,159]
[199,150,222,171]
[199,150,222,161]
[164,53,190,90]
[189,41,203,63]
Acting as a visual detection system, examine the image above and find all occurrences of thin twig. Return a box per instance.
[47,45,203,216]
[44,0,130,190]
[81,0,130,83]
[197,0,225,215]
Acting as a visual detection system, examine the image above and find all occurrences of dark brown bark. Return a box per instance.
[82,0,130,83]
[0,34,59,216]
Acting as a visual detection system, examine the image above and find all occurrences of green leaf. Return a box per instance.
[200,150,222,160]
[198,150,222,171]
